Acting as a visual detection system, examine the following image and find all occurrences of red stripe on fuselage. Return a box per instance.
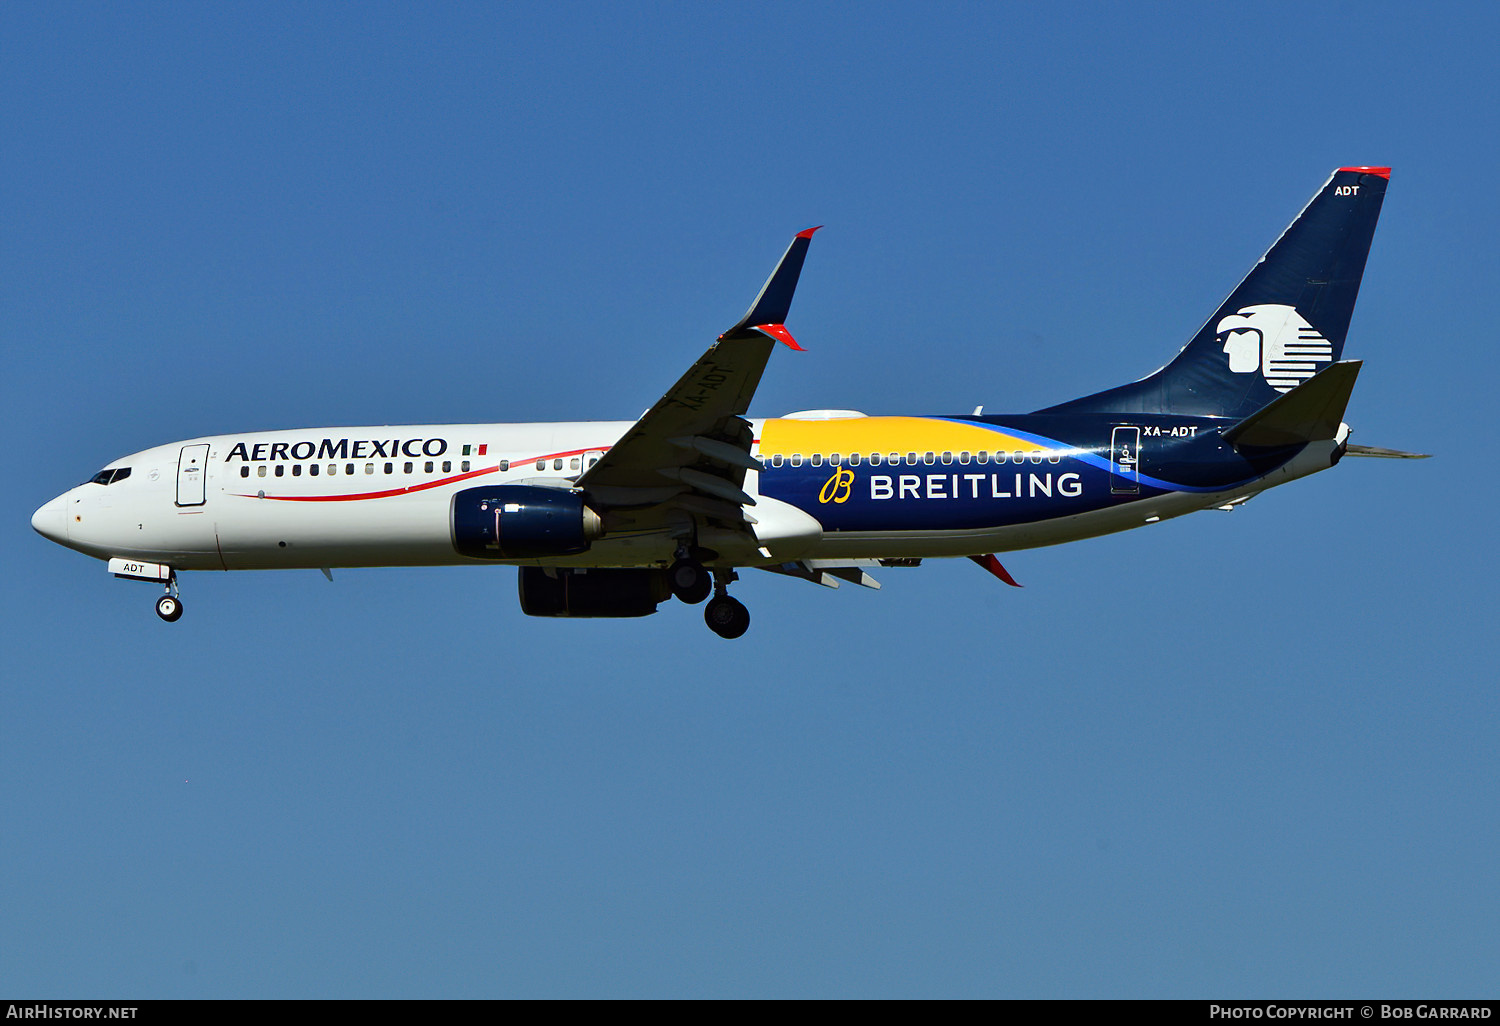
[229,446,608,502]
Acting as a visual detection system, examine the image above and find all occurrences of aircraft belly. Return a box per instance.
[212,491,457,569]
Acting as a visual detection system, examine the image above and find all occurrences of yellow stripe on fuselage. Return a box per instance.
[759,416,1043,457]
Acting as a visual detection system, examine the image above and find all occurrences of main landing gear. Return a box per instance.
[668,550,748,638]
[668,556,713,605]
[703,570,750,640]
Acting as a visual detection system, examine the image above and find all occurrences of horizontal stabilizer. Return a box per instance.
[1344,444,1432,459]
[1222,361,1362,448]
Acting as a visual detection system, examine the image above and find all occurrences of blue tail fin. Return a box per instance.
[1038,168,1389,420]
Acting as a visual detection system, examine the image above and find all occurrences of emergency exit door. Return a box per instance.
[1110,427,1140,495]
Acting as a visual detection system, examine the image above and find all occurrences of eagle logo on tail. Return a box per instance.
[1217,304,1333,393]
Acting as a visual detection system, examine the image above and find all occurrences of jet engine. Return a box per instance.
[451,486,603,559]
[517,566,670,618]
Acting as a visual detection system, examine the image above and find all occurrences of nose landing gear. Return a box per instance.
[155,593,183,622]
[107,558,184,622]
[703,569,750,639]
[154,570,183,622]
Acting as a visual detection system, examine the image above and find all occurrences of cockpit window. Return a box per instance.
[89,467,131,485]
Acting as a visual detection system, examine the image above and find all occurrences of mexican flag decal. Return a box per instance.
[461,444,489,457]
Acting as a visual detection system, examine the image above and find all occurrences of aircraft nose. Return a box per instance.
[31,495,68,543]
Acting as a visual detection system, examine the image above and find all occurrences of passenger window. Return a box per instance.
[569,457,580,471]
[499,460,510,472]
[327,464,336,475]
[404,462,413,474]
[892,453,902,465]
[923,452,936,464]
[366,463,374,474]
[240,466,249,478]
[849,453,861,466]
[257,466,267,478]
[1029,451,1043,464]
[310,464,319,476]
[275,465,285,477]
[830,453,841,465]
[553,458,563,470]
[959,451,971,464]
[442,460,452,473]
[975,451,989,464]
[346,463,355,475]
[770,454,784,468]
[461,460,470,472]
[425,461,434,473]
[940,451,953,464]
[535,460,545,471]
[1048,453,1061,464]
[384,462,393,474]
[790,454,803,467]
[810,453,823,467]
[293,465,302,477]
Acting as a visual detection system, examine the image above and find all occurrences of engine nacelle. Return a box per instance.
[451,486,603,559]
[517,567,670,618]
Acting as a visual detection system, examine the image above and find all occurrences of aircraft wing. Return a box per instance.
[577,228,820,525]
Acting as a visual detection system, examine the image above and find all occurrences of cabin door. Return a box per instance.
[176,444,210,507]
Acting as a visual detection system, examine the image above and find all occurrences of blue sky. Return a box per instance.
[4,1,1496,998]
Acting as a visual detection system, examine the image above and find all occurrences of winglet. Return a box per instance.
[721,227,822,346]
[970,554,1022,587]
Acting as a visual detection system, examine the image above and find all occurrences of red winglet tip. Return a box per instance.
[970,553,1022,587]
[1338,166,1391,179]
[795,225,824,239]
[755,323,804,350]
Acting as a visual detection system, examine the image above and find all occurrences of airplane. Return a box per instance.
[32,167,1427,639]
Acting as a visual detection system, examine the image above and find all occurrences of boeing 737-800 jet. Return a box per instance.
[32,167,1424,638]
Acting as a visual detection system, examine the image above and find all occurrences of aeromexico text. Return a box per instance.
[226,438,450,462]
